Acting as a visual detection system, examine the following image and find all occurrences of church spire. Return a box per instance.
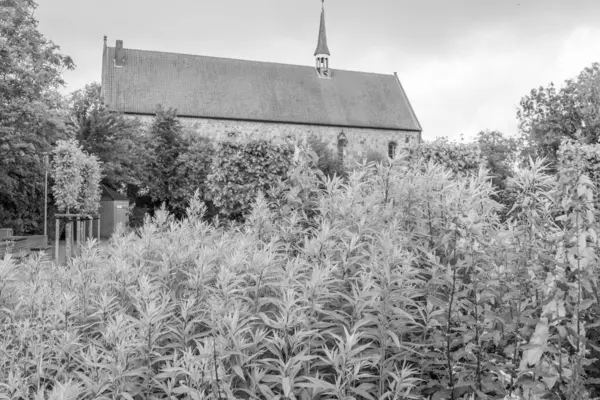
[314,0,331,78]
[314,0,330,57]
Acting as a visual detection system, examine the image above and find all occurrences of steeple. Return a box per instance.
[314,0,331,78]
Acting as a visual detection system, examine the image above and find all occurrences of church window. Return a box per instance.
[388,141,398,159]
[337,132,347,164]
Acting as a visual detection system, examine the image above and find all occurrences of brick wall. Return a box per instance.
[130,115,420,165]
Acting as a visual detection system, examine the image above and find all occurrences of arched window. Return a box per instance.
[388,141,398,159]
[337,132,348,164]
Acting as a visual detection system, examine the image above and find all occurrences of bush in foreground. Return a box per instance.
[1,143,600,399]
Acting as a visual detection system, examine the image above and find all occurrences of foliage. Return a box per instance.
[51,139,102,214]
[207,139,293,219]
[4,141,600,399]
[476,130,521,220]
[141,106,186,215]
[70,82,144,191]
[408,137,486,175]
[557,139,600,204]
[363,148,388,165]
[0,0,74,234]
[51,140,87,213]
[171,136,217,218]
[139,107,217,219]
[518,63,600,166]
[305,133,346,178]
[78,153,102,214]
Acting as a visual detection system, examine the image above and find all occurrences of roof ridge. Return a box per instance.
[107,46,395,77]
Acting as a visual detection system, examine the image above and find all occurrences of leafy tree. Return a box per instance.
[51,139,102,214]
[0,0,74,234]
[170,136,216,218]
[51,140,86,214]
[518,62,600,165]
[70,82,144,192]
[129,107,219,221]
[142,106,187,215]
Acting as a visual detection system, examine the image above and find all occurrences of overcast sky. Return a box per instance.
[35,0,600,141]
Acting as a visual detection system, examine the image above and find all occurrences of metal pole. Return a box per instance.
[76,216,81,256]
[55,218,59,262]
[44,154,49,242]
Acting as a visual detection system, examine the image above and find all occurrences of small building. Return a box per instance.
[98,186,129,238]
[100,3,422,164]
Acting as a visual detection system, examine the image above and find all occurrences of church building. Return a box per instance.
[100,3,422,164]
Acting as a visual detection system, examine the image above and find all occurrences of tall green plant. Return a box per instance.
[51,139,87,213]
[51,139,102,214]
[7,140,600,399]
[79,153,102,214]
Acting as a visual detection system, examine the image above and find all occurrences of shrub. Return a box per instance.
[363,148,388,165]
[408,137,486,175]
[51,139,102,214]
[78,153,102,214]
[3,141,600,399]
[207,139,293,219]
[305,133,346,178]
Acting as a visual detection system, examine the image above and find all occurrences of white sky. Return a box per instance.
[35,0,600,141]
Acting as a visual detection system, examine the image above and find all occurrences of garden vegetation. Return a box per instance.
[2,140,600,400]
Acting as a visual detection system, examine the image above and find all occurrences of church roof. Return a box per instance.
[101,45,422,132]
[314,4,331,56]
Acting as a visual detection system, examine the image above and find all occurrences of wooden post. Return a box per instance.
[97,216,101,240]
[87,216,92,241]
[65,217,72,263]
[76,215,82,255]
[55,218,60,262]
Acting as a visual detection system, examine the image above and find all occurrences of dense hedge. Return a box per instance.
[207,139,294,219]
[408,137,486,175]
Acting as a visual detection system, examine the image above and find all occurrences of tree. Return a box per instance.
[0,0,74,234]
[518,62,600,166]
[51,139,102,214]
[170,136,216,218]
[70,82,144,192]
[142,106,186,214]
